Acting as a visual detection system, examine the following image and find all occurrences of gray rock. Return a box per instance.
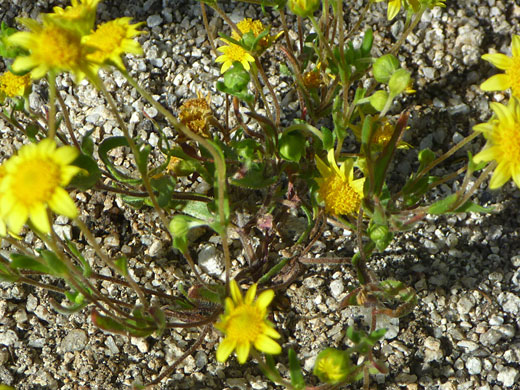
[198,244,224,279]
[497,367,519,387]
[0,330,18,346]
[498,292,520,315]
[466,356,482,375]
[329,279,344,298]
[60,329,87,353]
[147,14,163,28]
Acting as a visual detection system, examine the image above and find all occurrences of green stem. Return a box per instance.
[121,70,232,285]
[47,72,57,139]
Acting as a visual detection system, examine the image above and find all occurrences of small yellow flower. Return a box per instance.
[303,68,324,89]
[215,43,255,74]
[47,0,101,36]
[0,139,81,234]
[178,92,212,137]
[313,348,351,384]
[473,97,520,189]
[8,17,88,80]
[481,35,520,98]
[232,18,265,41]
[315,150,365,216]
[83,17,144,71]
[0,71,31,101]
[215,280,281,364]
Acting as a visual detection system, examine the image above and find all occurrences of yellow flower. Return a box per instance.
[8,17,88,80]
[47,0,101,35]
[178,92,212,138]
[315,150,365,216]
[215,280,281,364]
[215,43,255,74]
[374,0,445,21]
[83,17,144,71]
[0,71,31,101]
[232,18,265,41]
[473,97,520,189]
[0,139,81,234]
[313,348,351,384]
[481,35,520,98]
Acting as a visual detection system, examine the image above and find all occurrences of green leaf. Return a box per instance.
[361,28,373,56]
[91,309,126,334]
[454,201,493,213]
[80,129,95,156]
[288,349,306,390]
[230,163,278,189]
[261,354,281,383]
[10,253,52,274]
[0,263,19,282]
[135,143,151,175]
[369,90,389,112]
[70,153,102,190]
[66,240,92,277]
[279,131,306,162]
[232,138,261,161]
[98,136,142,184]
[115,256,128,276]
[151,175,176,208]
[40,250,69,277]
[417,148,435,172]
[346,326,361,343]
[321,126,334,150]
[223,63,250,92]
[428,193,458,214]
[25,124,39,142]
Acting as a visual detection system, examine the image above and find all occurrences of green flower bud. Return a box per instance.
[288,0,321,17]
[313,348,351,384]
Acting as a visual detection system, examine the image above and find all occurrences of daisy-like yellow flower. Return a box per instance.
[7,17,88,80]
[214,279,281,364]
[232,18,265,41]
[315,149,365,216]
[178,92,212,137]
[473,97,520,189]
[82,17,144,71]
[481,35,520,98]
[0,71,31,101]
[47,0,101,36]
[0,139,81,234]
[215,43,255,74]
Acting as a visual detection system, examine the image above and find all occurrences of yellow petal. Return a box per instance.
[473,146,496,164]
[263,325,281,339]
[489,161,510,189]
[512,162,520,188]
[49,187,78,219]
[490,102,514,128]
[482,53,513,70]
[256,289,274,310]
[29,203,51,233]
[387,0,401,20]
[244,283,257,305]
[472,122,494,134]
[254,334,281,355]
[6,203,28,234]
[480,74,511,92]
[229,279,243,304]
[235,341,250,364]
[512,35,520,57]
[216,337,236,363]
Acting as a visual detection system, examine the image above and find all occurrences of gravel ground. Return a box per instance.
[1,0,520,389]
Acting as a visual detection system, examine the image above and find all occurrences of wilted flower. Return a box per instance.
[178,92,212,137]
